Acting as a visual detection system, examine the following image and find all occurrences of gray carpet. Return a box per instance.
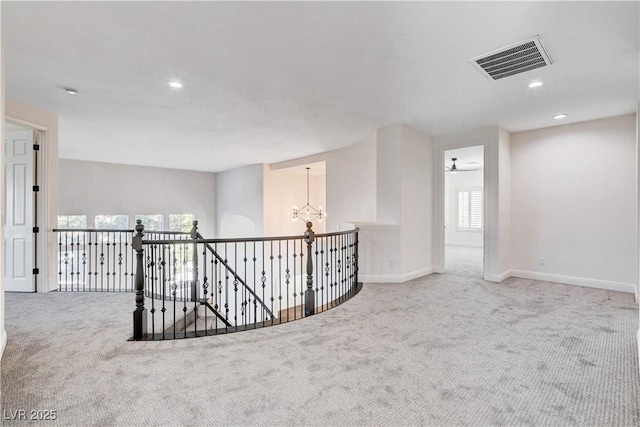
[445,245,484,279]
[1,274,639,426]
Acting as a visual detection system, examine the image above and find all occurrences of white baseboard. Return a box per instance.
[361,267,433,284]
[509,270,636,294]
[0,329,7,360]
[484,270,512,283]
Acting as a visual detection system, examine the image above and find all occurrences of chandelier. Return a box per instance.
[290,167,324,224]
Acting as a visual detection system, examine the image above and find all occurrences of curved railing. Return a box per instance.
[52,228,192,292]
[132,221,360,340]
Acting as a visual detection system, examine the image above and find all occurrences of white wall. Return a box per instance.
[511,114,637,292]
[59,159,216,237]
[326,132,378,229]
[400,125,433,276]
[215,164,263,238]
[376,126,402,225]
[444,169,484,247]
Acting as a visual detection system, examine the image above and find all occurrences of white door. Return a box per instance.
[4,130,34,292]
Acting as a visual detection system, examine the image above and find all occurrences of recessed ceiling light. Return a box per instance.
[553,113,568,120]
[169,81,183,88]
[528,81,543,88]
[64,88,78,95]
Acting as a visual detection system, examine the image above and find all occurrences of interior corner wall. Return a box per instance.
[511,114,637,292]
[5,99,59,293]
[215,164,263,238]
[59,159,216,236]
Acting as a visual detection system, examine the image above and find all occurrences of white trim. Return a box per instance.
[5,115,47,131]
[484,269,512,283]
[510,269,636,294]
[361,267,433,284]
[0,330,6,359]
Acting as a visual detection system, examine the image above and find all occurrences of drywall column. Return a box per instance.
[400,126,433,278]
[369,124,433,281]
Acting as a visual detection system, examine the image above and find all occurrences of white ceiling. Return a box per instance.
[445,146,484,169]
[2,2,638,173]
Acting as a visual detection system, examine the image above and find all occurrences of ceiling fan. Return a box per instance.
[445,158,480,174]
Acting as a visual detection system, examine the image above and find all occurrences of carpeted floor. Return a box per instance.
[445,245,484,279]
[1,274,639,426]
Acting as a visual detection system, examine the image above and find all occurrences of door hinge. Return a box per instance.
[33,185,40,192]
[33,144,40,151]
[33,268,39,275]
[33,226,39,233]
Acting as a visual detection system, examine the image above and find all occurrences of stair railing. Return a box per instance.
[132,220,360,340]
[52,227,191,292]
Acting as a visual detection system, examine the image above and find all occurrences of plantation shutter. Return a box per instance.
[457,192,469,228]
[470,190,483,229]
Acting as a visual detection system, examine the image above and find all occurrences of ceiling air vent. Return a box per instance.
[470,36,553,81]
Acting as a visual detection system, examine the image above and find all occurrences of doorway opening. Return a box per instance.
[443,145,484,279]
[4,121,42,292]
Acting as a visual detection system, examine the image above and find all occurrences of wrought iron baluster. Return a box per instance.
[261,242,266,326]
[81,232,87,292]
[203,241,208,335]
[314,237,319,313]
[234,242,238,331]
[150,243,156,340]
[172,244,178,339]
[269,240,274,323]
[285,240,290,323]
[277,240,282,324]
[182,242,188,338]
[300,238,304,316]
[224,243,229,331]
[292,241,297,320]
[243,241,248,327]
[161,244,167,340]
[253,241,257,328]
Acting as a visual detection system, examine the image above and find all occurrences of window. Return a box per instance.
[169,214,195,232]
[457,189,483,231]
[57,215,87,229]
[135,214,164,231]
[95,215,129,229]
